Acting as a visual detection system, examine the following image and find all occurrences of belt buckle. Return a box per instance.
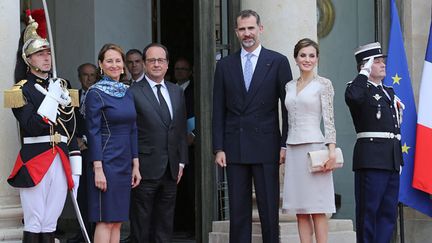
[389,133,395,139]
[395,134,401,140]
[51,132,62,144]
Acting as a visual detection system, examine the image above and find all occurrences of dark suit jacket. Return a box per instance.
[130,79,188,180]
[75,89,86,139]
[184,81,194,119]
[345,74,403,171]
[212,47,292,164]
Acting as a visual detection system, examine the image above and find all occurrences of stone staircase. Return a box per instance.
[209,218,356,243]
[0,206,23,242]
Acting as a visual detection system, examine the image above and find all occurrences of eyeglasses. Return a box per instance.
[145,58,167,64]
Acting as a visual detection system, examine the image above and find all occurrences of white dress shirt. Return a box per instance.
[145,75,173,119]
[240,44,262,74]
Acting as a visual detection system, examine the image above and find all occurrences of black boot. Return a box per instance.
[23,231,39,243]
[40,232,55,243]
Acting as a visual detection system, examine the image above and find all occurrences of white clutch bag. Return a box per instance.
[308,147,344,172]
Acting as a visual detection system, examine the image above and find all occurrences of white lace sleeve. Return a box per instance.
[319,76,336,144]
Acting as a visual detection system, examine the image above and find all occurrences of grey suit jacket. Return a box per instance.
[130,79,188,180]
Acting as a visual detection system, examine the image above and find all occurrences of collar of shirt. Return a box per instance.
[177,80,190,91]
[241,44,262,59]
[367,80,383,87]
[368,80,391,100]
[144,75,173,117]
[241,44,262,71]
[132,72,145,83]
[145,75,167,89]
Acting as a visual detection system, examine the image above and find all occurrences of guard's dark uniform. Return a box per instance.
[346,73,403,243]
[8,73,79,189]
[4,9,81,243]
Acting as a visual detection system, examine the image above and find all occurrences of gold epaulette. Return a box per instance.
[4,80,27,108]
[68,89,79,107]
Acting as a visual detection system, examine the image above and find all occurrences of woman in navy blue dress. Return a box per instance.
[85,43,141,243]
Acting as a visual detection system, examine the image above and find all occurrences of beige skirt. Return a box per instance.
[282,143,336,215]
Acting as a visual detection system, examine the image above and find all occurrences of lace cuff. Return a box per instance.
[319,77,336,144]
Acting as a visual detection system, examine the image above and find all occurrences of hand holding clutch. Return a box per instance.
[308,147,344,172]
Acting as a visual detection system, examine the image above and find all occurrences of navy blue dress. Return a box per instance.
[85,80,138,222]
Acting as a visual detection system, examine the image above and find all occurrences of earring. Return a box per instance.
[121,69,124,74]
[100,68,103,75]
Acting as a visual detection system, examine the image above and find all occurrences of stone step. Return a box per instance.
[209,219,356,243]
[0,240,60,243]
[0,227,22,242]
[0,228,60,243]
[212,219,354,234]
[209,231,356,243]
[0,206,23,229]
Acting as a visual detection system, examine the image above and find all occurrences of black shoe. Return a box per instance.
[120,235,131,243]
[67,232,85,243]
[23,231,39,243]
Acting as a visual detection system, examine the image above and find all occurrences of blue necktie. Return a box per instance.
[244,53,253,91]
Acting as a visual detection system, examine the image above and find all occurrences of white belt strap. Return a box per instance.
[357,132,401,141]
[23,135,68,144]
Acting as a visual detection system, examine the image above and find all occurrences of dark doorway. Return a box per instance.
[159,0,196,241]
[160,0,194,80]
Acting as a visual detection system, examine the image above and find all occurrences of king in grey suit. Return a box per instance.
[212,10,292,243]
[129,43,188,243]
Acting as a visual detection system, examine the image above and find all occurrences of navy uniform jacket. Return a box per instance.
[8,73,79,189]
[345,74,403,171]
[212,47,291,164]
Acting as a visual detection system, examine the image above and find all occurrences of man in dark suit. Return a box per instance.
[173,57,195,236]
[345,42,403,243]
[129,43,188,243]
[126,49,145,84]
[67,63,97,243]
[212,9,292,243]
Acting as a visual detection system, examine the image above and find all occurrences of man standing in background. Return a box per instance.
[173,57,195,237]
[67,63,97,243]
[126,49,145,84]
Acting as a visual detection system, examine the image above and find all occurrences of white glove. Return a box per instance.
[35,78,71,106]
[48,78,71,107]
[58,82,72,107]
[359,57,374,77]
[36,82,60,123]
[72,174,80,198]
[36,79,71,122]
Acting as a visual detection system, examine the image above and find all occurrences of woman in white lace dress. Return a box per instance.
[282,38,337,243]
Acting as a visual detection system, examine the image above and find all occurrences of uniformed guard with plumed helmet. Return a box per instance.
[4,9,81,243]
